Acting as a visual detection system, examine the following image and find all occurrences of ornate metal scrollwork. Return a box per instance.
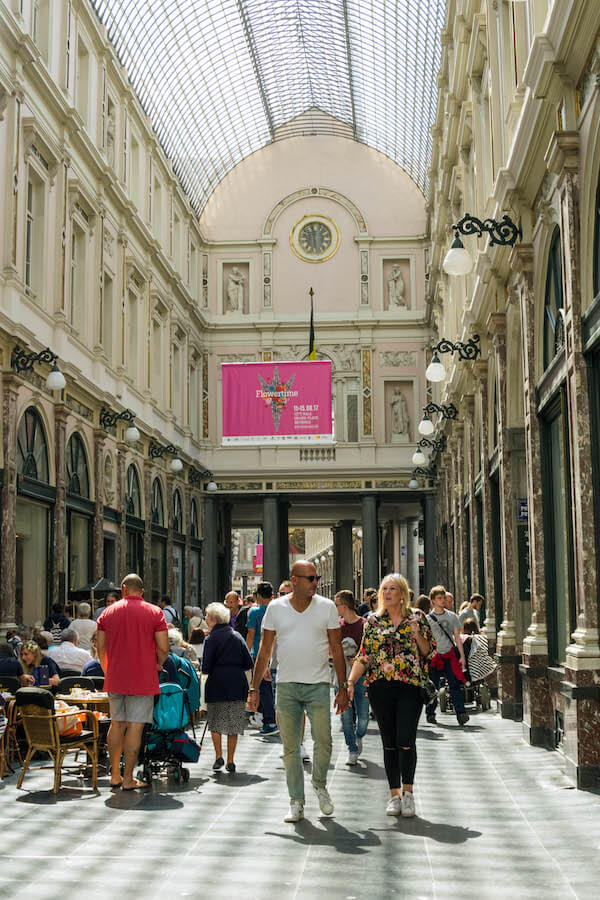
[454,213,522,248]
[432,334,481,362]
[418,436,447,453]
[99,407,136,430]
[423,401,458,420]
[11,344,58,373]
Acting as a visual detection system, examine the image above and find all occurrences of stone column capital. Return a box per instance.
[486,311,507,342]
[472,359,488,383]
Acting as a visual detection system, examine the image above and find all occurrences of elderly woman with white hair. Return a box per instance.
[71,601,97,652]
[202,601,254,773]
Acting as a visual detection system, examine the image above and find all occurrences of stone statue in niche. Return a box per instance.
[106,114,115,169]
[226,266,245,312]
[388,264,406,308]
[391,389,410,442]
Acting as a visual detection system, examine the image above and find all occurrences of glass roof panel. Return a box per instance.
[91,0,446,211]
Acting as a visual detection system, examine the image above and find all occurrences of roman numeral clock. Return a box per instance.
[290,214,341,263]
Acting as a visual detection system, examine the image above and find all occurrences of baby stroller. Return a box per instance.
[137,676,203,785]
[438,633,494,713]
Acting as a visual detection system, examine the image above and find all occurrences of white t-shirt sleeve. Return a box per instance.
[326,601,341,630]
[262,604,276,632]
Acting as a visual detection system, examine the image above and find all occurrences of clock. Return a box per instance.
[290,214,340,263]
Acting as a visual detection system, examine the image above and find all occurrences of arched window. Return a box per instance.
[543,227,565,370]
[16,407,49,482]
[593,172,600,298]
[151,478,164,526]
[173,489,183,533]
[190,499,199,539]
[126,465,142,517]
[66,433,90,497]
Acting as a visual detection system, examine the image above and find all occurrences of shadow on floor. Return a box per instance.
[104,788,185,810]
[16,786,100,804]
[211,772,269,787]
[374,817,482,844]
[266,817,381,855]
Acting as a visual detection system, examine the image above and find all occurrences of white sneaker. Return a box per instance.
[356,739,363,755]
[300,742,310,760]
[386,796,402,816]
[346,751,359,766]
[401,792,416,817]
[313,784,334,816]
[248,714,263,729]
[284,801,304,823]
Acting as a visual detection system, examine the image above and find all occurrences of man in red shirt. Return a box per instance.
[97,573,169,790]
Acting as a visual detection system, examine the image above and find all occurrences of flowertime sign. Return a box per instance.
[222,361,333,445]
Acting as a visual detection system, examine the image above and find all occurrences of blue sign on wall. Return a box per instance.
[516,499,528,523]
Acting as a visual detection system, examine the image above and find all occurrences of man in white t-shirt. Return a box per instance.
[248,559,349,823]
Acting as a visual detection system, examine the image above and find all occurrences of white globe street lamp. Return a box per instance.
[418,414,435,436]
[425,352,446,383]
[442,234,473,276]
[125,424,141,444]
[412,449,426,466]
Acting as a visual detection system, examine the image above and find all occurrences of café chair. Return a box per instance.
[57,668,83,679]
[0,676,20,695]
[15,687,99,793]
[89,676,105,691]
[57,676,97,695]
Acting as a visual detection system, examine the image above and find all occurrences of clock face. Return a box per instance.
[298,221,332,255]
[290,214,340,263]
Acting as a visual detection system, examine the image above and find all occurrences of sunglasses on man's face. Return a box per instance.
[298,574,320,583]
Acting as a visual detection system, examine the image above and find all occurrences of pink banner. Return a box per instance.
[222,361,333,445]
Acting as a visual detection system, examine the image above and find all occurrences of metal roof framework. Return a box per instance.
[92,0,447,212]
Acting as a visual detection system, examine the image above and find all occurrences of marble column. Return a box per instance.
[399,521,408,578]
[0,375,19,629]
[361,494,379,590]
[454,423,467,605]
[464,392,480,596]
[474,360,497,650]
[406,517,420,595]
[92,429,106,580]
[184,485,192,605]
[201,493,217,607]
[166,473,175,597]
[512,245,553,747]
[142,460,153,598]
[422,493,436,591]
[116,443,127,581]
[334,519,354,594]
[278,498,290,583]
[263,495,280,588]
[53,405,68,606]
[488,311,520,719]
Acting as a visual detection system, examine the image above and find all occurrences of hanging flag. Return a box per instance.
[308,287,316,360]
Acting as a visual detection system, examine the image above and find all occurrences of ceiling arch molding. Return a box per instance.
[263,186,368,237]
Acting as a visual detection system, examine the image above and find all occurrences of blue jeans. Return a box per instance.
[341,675,369,752]
[426,657,465,715]
[277,682,331,803]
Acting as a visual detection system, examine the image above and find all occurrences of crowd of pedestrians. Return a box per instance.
[1,562,496,823]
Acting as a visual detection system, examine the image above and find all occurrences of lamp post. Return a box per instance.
[410,464,438,488]
[418,401,458,436]
[411,436,446,466]
[99,407,140,443]
[443,213,522,276]
[11,345,67,391]
[425,334,481,382]
[149,441,184,473]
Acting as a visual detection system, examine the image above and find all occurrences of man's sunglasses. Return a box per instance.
[298,574,321,583]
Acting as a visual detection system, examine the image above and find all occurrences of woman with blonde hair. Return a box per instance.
[20,641,60,687]
[347,573,435,818]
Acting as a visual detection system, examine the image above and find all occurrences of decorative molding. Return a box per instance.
[65,394,93,420]
[275,480,363,490]
[218,353,256,363]
[263,186,368,236]
[379,351,417,368]
[362,348,373,436]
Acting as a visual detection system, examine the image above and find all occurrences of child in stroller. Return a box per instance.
[438,618,494,713]
[137,661,202,784]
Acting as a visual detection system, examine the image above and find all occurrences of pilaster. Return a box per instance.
[0,375,19,629]
[92,429,106,580]
[53,405,69,606]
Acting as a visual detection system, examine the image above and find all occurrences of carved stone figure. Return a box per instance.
[388,264,406,308]
[391,389,410,442]
[226,266,245,312]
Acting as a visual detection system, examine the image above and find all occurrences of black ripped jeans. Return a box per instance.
[367,679,423,788]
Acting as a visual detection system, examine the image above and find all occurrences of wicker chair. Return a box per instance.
[15,687,99,793]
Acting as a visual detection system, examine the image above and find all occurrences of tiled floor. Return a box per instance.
[1,703,599,899]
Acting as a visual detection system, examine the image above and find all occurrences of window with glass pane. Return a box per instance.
[126,465,142,517]
[69,512,91,590]
[16,498,49,625]
[17,407,49,482]
[151,536,166,603]
[152,478,164,526]
[542,401,575,665]
[190,500,198,539]
[126,530,143,574]
[543,228,565,370]
[25,171,44,297]
[173,489,183,533]
[66,433,90,497]
[594,174,600,298]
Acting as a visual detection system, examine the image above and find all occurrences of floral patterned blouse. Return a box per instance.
[357,609,436,687]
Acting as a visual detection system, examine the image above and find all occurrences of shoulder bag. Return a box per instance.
[429,613,461,660]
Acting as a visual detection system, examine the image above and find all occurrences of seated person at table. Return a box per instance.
[82,632,104,677]
[0,642,34,686]
[20,641,60,687]
[47,628,92,674]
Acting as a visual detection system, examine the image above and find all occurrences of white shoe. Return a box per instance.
[346,751,359,766]
[248,714,263,729]
[386,796,402,816]
[356,739,363,755]
[284,801,304,823]
[401,792,416,817]
[313,784,334,816]
[300,742,310,760]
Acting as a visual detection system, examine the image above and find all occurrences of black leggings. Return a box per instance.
[368,679,423,788]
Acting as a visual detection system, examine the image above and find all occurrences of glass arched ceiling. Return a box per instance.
[92,0,447,213]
